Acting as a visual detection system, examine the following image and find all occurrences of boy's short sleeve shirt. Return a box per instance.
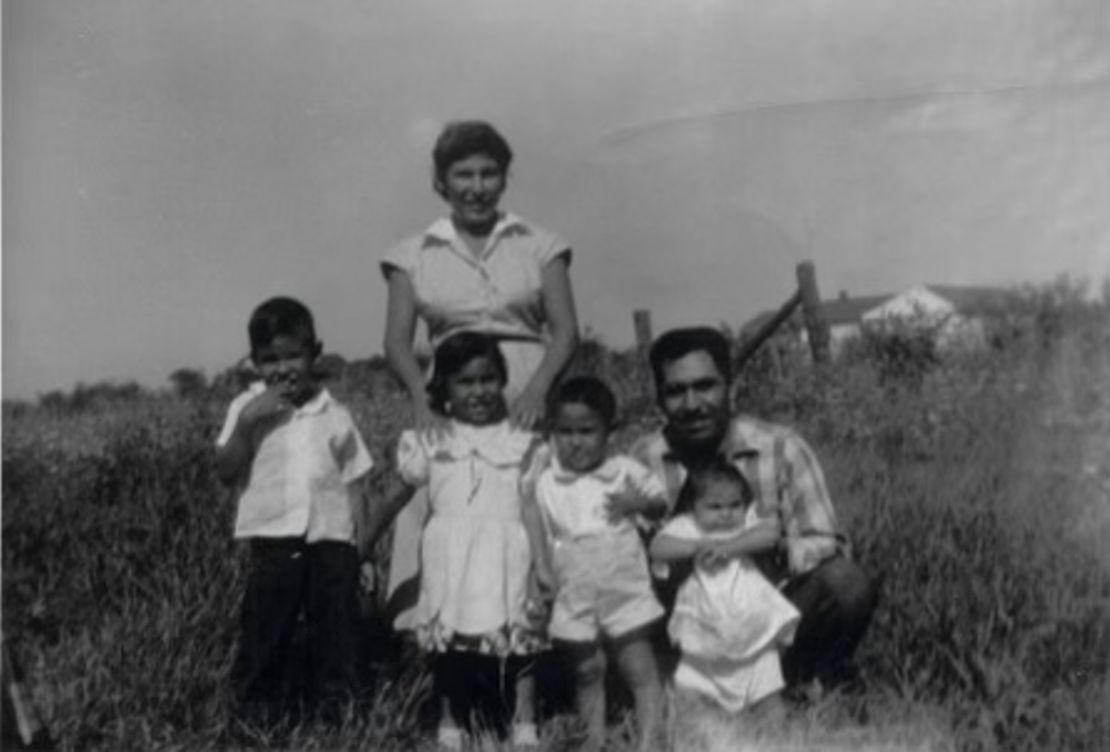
[536,455,666,540]
[380,212,571,348]
[216,383,374,543]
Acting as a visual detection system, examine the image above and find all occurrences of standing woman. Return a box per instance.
[380,121,579,629]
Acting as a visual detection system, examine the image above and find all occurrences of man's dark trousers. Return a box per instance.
[780,554,878,687]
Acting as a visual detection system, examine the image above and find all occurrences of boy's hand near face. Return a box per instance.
[215,386,293,487]
[238,385,294,435]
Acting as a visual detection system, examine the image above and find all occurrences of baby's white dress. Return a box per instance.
[660,512,800,711]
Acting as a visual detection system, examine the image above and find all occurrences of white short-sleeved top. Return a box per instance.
[216,383,374,542]
[536,455,667,541]
[381,213,571,348]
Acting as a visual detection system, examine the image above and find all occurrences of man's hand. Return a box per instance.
[696,543,733,572]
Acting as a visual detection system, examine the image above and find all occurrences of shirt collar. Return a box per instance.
[429,420,537,465]
[660,418,759,464]
[549,453,623,484]
[423,212,528,247]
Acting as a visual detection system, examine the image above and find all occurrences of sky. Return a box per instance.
[4,0,1109,400]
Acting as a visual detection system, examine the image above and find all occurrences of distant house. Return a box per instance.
[858,284,1010,350]
[819,292,892,353]
[747,284,1011,357]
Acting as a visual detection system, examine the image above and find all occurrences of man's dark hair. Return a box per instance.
[426,331,508,414]
[648,326,732,387]
[248,297,317,354]
[673,460,754,517]
[549,375,618,427]
[432,121,514,184]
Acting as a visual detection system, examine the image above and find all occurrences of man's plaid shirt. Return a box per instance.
[630,415,848,585]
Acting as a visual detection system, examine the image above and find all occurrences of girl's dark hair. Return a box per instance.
[432,121,513,183]
[674,461,754,517]
[248,296,317,354]
[549,375,618,427]
[426,331,508,414]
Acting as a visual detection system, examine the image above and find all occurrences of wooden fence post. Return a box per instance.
[633,309,654,392]
[797,261,830,364]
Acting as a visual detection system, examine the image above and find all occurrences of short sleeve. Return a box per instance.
[529,225,572,269]
[380,237,420,280]
[395,430,430,487]
[657,514,702,542]
[330,410,375,484]
[215,384,264,447]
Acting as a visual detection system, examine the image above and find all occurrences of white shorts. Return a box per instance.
[549,530,664,642]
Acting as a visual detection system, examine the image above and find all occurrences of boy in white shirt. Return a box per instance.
[215,297,374,728]
[533,376,667,752]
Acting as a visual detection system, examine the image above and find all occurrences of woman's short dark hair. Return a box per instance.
[648,326,732,388]
[549,375,618,427]
[432,121,513,182]
[674,460,753,517]
[248,297,317,355]
[426,331,508,414]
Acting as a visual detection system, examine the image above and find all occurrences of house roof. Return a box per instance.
[741,284,1010,333]
[820,294,892,325]
[922,284,1011,315]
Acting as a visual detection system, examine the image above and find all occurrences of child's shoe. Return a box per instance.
[511,721,539,748]
[437,723,464,750]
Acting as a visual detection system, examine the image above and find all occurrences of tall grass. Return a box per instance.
[3,298,1109,750]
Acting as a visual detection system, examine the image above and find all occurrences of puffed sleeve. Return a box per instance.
[330,409,375,484]
[394,429,430,487]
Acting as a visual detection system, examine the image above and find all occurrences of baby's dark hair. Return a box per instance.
[432,121,513,185]
[549,375,618,427]
[248,297,317,355]
[426,331,508,414]
[674,460,754,517]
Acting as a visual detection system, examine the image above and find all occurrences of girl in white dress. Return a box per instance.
[649,462,800,715]
[392,332,550,748]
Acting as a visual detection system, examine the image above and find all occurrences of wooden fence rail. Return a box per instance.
[632,260,830,382]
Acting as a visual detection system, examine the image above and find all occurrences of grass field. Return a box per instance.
[3,292,1108,751]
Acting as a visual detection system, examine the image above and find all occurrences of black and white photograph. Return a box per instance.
[3,2,1108,750]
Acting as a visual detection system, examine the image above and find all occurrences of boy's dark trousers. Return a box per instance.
[232,537,361,724]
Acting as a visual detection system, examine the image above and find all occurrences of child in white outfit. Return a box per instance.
[650,461,799,714]
[533,376,667,752]
[390,332,549,749]
[214,297,374,727]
